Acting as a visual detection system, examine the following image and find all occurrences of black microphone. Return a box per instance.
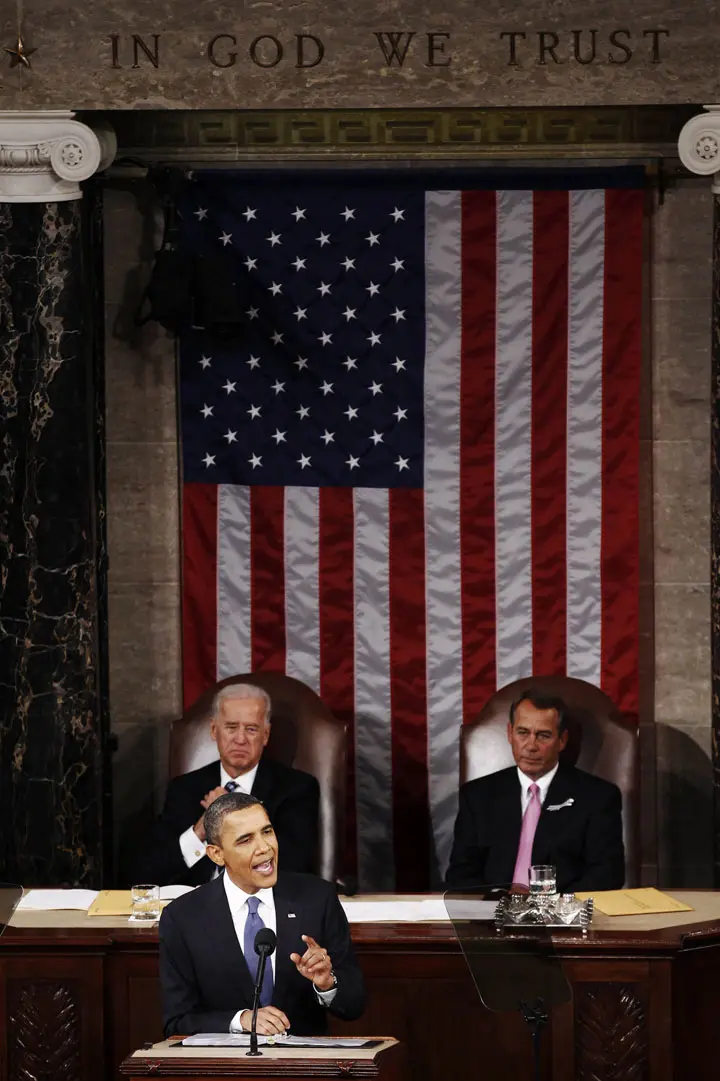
[247,928,277,1057]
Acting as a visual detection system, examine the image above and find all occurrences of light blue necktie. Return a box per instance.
[244,897,274,1007]
[225,780,239,792]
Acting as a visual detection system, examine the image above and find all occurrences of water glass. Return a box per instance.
[529,865,557,897]
[131,883,161,921]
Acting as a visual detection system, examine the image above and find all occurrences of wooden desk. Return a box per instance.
[3,891,720,1081]
[120,1038,402,1080]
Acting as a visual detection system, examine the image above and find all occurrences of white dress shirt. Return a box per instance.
[517,762,559,814]
[179,762,259,868]
[222,872,336,1033]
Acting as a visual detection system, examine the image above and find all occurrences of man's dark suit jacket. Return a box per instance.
[139,758,320,886]
[159,871,366,1037]
[446,762,625,893]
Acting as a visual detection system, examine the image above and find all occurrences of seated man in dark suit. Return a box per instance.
[159,791,365,1037]
[140,684,320,885]
[446,690,625,893]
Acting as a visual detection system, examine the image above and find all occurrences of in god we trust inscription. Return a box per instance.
[106,27,671,72]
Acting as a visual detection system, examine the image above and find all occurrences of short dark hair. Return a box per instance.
[204,791,266,847]
[509,690,568,735]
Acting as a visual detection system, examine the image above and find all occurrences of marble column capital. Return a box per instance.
[678,106,720,193]
[0,110,116,203]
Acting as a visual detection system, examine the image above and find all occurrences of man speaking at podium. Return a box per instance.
[159,791,365,1037]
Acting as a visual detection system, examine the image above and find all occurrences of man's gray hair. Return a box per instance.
[211,683,272,723]
[205,791,266,847]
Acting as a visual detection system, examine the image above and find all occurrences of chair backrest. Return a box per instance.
[460,676,639,886]
[169,672,346,884]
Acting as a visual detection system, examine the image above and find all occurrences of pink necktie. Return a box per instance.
[512,783,541,886]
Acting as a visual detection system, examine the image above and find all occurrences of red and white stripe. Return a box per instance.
[182,185,643,891]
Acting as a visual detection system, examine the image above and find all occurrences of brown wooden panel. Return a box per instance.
[0,954,104,1081]
[107,953,163,1072]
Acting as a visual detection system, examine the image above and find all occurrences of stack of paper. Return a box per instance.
[575,888,693,916]
[182,1034,377,1049]
[16,890,99,911]
[88,886,195,916]
[340,898,496,922]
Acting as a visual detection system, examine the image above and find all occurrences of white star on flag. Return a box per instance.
[391,308,406,322]
[344,356,357,370]
[391,207,405,222]
[346,455,360,470]
[246,307,259,320]
[271,331,284,345]
[298,454,312,469]
[394,406,408,421]
[267,231,282,246]
[272,429,287,444]
[199,355,212,369]
[343,307,357,321]
[223,380,237,394]
[396,456,410,471]
[292,257,307,271]
[345,405,359,420]
[294,307,307,321]
[366,231,380,246]
[244,257,258,271]
[392,357,406,371]
[341,258,355,271]
[224,430,238,444]
[200,404,213,418]
[219,232,232,246]
[248,405,262,419]
[369,381,383,395]
[391,257,405,272]
[247,355,260,369]
[243,207,257,221]
[297,405,310,419]
[366,282,380,296]
[316,232,331,246]
[320,381,334,395]
[248,453,262,468]
[202,453,215,468]
[269,282,283,295]
[321,430,335,444]
[272,380,285,394]
[194,207,208,220]
[318,282,332,296]
[319,332,333,346]
[370,430,384,444]
[295,357,309,370]
[292,207,306,221]
[341,207,355,221]
[368,332,381,346]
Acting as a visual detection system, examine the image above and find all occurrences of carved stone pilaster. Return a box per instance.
[0,110,116,202]
[678,105,720,887]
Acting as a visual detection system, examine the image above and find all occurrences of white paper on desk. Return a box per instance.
[182,1034,376,1049]
[159,885,195,900]
[340,898,496,922]
[16,889,99,911]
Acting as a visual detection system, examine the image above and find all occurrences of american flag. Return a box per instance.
[178,169,644,891]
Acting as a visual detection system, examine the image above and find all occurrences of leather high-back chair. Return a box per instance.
[461,676,639,886]
[168,672,346,884]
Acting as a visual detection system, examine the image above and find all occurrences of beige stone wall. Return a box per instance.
[104,182,181,878]
[651,179,712,886]
[103,173,714,886]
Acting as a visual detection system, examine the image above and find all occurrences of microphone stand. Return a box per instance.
[246,950,269,1057]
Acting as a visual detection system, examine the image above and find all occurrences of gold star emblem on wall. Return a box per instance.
[5,35,35,68]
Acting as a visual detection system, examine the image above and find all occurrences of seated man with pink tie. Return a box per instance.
[445,690,625,893]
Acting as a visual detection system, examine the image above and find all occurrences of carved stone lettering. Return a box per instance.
[8,982,81,1081]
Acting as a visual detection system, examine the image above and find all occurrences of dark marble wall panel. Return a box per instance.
[0,199,106,886]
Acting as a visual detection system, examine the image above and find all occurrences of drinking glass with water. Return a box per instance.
[131,884,161,921]
[529,865,557,897]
